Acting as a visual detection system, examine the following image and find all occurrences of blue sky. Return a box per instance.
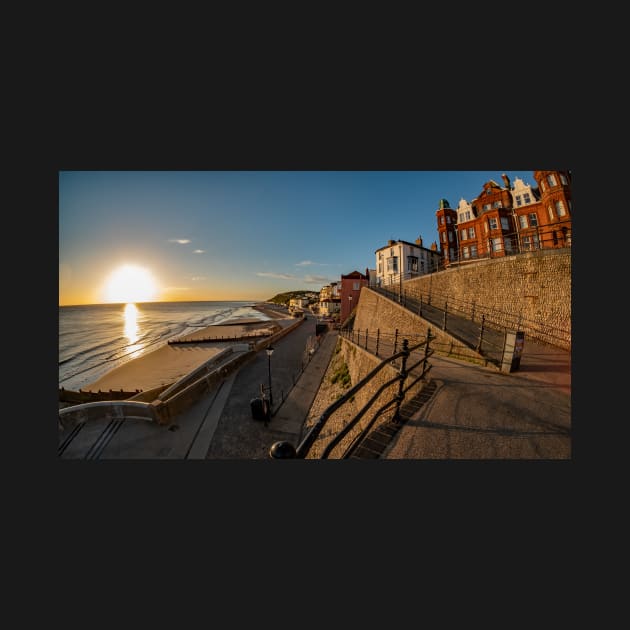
[58,170,539,305]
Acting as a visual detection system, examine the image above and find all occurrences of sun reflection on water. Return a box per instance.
[123,303,144,358]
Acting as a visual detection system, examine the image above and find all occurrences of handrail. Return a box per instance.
[320,369,405,459]
[295,341,410,459]
[341,396,401,459]
[269,332,434,459]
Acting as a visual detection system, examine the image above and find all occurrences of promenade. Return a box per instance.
[58,308,571,460]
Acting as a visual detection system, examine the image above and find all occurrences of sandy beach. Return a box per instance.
[83,306,291,393]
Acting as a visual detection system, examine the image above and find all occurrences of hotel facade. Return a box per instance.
[435,170,572,268]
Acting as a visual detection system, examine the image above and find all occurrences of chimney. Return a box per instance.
[415,235,423,247]
[431,241,438,251]
[501,173,511,189]
[387,239,395,246]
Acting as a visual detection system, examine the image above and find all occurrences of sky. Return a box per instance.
[58,170,539,306]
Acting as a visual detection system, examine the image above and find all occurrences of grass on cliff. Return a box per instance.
[329,360,351,388]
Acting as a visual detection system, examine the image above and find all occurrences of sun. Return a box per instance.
[103,264,159,304]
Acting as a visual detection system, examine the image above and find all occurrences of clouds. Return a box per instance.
[295,260,333,267]
[168,239,191,244]
[303,274,332,285]
[256,271,334,285]
[256,272,297,280]
[192,249,205,254]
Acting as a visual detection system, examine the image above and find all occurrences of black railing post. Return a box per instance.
[392,339,409,424]
[365,328,369,350]
[476,314,485,353]
[471,300,475,323]
[422,328,432,374]
[419,294,423,317]
[376,329,380,357]
[394,328,399,354]
[443,301,448,330]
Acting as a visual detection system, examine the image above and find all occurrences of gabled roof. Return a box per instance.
[341,270,368,279]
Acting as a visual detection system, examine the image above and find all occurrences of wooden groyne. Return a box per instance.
[168,332,270,344]
[59,387,143,404]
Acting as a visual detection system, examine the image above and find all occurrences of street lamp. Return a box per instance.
[266,346,274,406]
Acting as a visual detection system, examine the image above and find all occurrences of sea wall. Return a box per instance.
[401,249,571,349]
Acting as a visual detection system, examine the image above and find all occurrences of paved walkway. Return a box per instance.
[382,348,571,459]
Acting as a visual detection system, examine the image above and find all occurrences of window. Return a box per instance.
[548,206,554,220]
[386,257,398,273]
[547,174,557,187]
[504,238,513,253]
[560,173,568,185]
[470,244,477,258]
[500,217,509,230]
[555,200,566,216]
[463,246,470,259]
[488,217,498,230]
[440,216,444,225]
[486,189,492,195]
[461,229,467,240]
[441,232,446,242]
[390,248,394,256]
[492,237,503,252]
[515,195,522,206]
[407,256,418,272]
[493,201,502,208]
[468,227,475,239]
[522,234,540,250]
[519,215,528,229]
[465,210,471,221]
[523,193,531,204]
[528,212,538,227]
[483,203,491,211]
[378,263,382,274]
[448,231,453,242]
[446,216,452,224]
[353,282,360,290]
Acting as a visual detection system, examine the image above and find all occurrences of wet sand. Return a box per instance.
[83,307,292,393]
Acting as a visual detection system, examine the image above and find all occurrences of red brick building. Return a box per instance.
[436,170,572,267]
[340,269,369,323]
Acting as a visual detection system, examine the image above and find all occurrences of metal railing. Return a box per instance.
[269,330,434,459]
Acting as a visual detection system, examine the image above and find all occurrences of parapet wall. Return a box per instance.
[394,249,571,349]
[353,289,492,366]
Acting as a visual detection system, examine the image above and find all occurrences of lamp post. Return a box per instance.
[266,346,274,406]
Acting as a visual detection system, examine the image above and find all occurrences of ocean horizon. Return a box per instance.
[59,300,271,392]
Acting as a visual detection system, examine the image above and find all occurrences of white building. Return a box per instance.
[374,237,441,288]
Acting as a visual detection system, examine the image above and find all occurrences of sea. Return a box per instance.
[59,300,270,391]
